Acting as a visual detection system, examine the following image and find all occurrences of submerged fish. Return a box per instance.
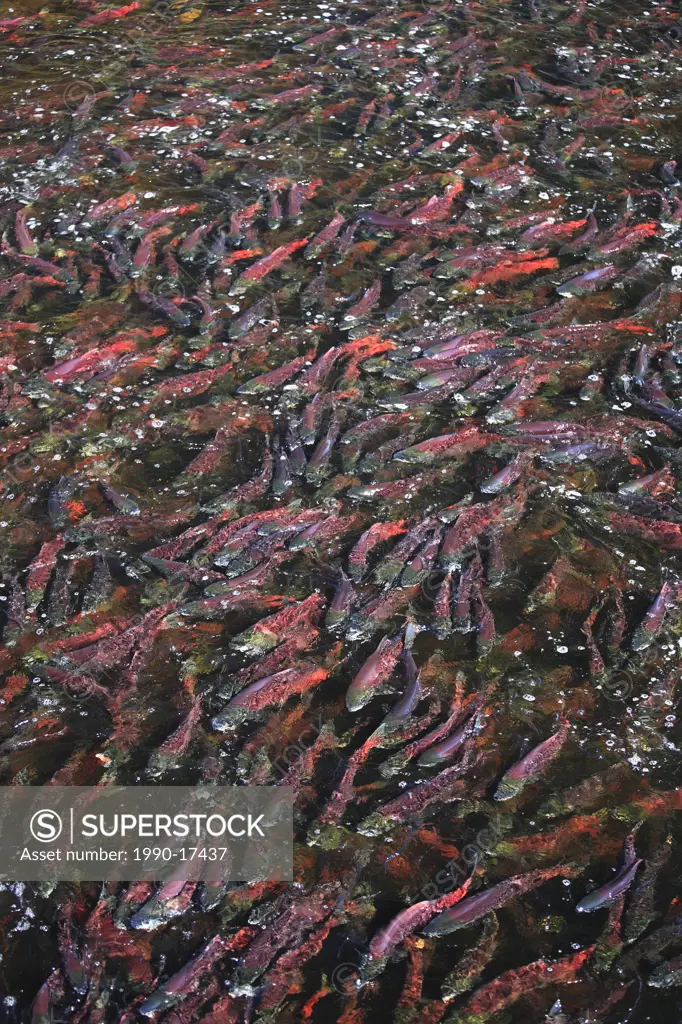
[346,634,404,711]
[3,1,682,1018]
[494,718,571,801]
[424,866,577,936]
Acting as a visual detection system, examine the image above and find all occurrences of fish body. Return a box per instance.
[348,521,408,579]
[576,858,643,913]
[213,667,328,729]
[424,866,577,936]
[632,582,675,650]
[494,718,570,800]
[417,712,477,766]
[648,954,682,988]
[394,427,498,465]
[346,634,404,711]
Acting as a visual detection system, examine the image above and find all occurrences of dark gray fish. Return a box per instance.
[99,481,140,515]
[576,858,644,913]
[229,297,276,339]
[386,651,422,720]
[81,554,114,615]
[385,285,430,321]
[325,570,357,629]
[136,289,191,326]
[48,476,78,529]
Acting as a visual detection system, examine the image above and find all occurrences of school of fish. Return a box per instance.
[2,0,682,1019]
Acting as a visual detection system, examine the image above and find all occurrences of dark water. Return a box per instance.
[2,0,682,1020]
